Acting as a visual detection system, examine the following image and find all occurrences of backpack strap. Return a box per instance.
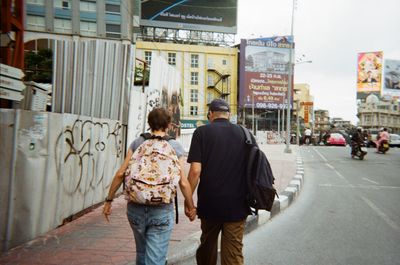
[239,125,253,145]
[140,133,176,141]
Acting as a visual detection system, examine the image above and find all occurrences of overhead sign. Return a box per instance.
[141,0,238,34]
[239,36,294,110]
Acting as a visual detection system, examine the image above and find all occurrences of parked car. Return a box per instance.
[389,134,400,147]
[326,133,347,146]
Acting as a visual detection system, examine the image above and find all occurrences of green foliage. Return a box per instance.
[24,49,53,83]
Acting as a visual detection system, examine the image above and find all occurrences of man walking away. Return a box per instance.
[186,98,252,265]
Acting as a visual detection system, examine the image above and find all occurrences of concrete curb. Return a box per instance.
[166,157,305,265]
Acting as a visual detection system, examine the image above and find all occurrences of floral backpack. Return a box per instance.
[124,133,181,206]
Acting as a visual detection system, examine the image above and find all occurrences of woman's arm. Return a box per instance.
[103,149,133,222]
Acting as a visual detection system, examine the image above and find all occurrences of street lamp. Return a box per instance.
[284,0,296,153]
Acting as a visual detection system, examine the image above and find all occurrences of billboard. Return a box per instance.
[357,51,383,99]
[141,0,237,34]
[239,36,294,109]
[383,59,400,99]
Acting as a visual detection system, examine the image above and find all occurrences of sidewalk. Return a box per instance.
[0,144,299,265]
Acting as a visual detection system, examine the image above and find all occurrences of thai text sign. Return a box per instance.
[239,36,294,109]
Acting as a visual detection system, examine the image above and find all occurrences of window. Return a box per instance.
[105,4,120,14]
[190,89,198,103]
[222,59,227,65]
[106,23,121,38]
[80,21,97,36]
[26,15,46,31]
[190,106,198,116]
[80,1,96,12]
[191,54,199,68]
[54,0,70,9]
[145,51,152,65]
[191,72,198,85]
[62,1,69,9]
[168,53,176,66]
[54,18,72,33]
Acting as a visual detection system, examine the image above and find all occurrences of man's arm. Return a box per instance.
[187,162,201,195]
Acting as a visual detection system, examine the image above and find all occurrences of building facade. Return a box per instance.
[25,0,137,42]
[294,83,314,130]
[314,109,330,133]
[135,41,238,128]
[357,94,400,134]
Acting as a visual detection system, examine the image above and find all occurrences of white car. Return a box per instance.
[389,134,400,147]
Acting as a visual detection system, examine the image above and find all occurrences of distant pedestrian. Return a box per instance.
[103,107,196,265]
[185,98,252,265]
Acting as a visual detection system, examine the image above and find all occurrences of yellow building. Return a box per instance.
[135,41,238,128]
[294,83,314,129]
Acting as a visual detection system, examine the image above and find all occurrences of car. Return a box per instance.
[389,134,400,147]
[326,133,347,146]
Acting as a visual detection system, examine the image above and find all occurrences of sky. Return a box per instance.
[236,0,400,124]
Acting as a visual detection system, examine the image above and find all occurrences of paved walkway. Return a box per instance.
[0,144,298,265]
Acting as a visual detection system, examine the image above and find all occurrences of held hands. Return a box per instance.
[184,200,197,221]
[103,202,112,223]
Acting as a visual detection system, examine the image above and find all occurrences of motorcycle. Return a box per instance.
[351,142,368,160]
[377,139,390,154]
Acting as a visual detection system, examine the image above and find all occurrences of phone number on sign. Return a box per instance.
[255,102,289,109]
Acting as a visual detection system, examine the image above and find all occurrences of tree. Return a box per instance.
[24,49,53,83]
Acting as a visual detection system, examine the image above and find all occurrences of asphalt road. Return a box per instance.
[244,146,400,265]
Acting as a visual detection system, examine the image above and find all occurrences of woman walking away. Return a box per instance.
[103,107,196,265]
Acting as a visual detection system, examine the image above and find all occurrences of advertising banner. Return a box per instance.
[141,0,237,34]
[148,54,182,138]
[383,59,400,99]
[239,36,294,110]
[357,51,383,99]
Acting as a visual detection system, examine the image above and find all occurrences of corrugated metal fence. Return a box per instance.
[52,39,133,122]
[0,109,126,252]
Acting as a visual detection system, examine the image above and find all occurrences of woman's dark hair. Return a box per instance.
[148,108,171,131]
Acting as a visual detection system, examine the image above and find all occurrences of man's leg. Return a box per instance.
[220,220,246,265]
[196,219,222,265]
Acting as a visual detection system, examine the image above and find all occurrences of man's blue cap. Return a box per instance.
[209,98,230,112]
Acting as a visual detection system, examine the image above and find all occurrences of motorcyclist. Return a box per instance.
[375,127,389,152]
[351,127,363,155]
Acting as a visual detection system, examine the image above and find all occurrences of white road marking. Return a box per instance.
[361,196,400,232]
[313,148,328,162]
[318,184,399,190]
[324,163,347,182]
[326,163,334,169]
[362,177,379,185]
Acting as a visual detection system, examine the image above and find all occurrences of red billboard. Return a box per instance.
[239,37,294,109]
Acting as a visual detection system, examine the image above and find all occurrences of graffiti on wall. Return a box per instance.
[55,118,125,195]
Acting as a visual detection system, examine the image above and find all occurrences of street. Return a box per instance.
[244,146,400,265]
[179,146,400,265]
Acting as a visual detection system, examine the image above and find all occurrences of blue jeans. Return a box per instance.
[127,202,174,265]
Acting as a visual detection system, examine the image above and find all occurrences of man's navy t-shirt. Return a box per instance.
[187,118,251,222]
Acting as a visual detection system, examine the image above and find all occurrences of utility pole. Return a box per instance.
[284,0,295,153]
[252,93,255,135]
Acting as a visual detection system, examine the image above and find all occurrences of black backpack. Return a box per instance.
[239,126,278,213]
